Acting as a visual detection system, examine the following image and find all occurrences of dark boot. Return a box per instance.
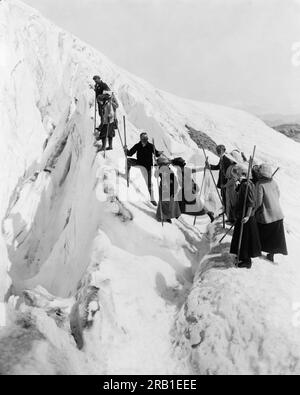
[97,138,106,152]
[238,259,252,269]
[107,137,113,151]
[266,253,274,262]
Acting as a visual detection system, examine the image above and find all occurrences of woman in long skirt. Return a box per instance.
[156,156,181,224]
[255,164,288,262]
[230,165,262,269]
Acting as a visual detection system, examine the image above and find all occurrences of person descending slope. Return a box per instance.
[156,156,181,224]
[96,91,119,152]
[171,157,215,223]
[125,133,162,206]
[255,164,288,262]
[92,75,111,123]
[230,164,262,269]
[207,145,236,219]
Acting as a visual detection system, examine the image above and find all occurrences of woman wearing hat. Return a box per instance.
[156,156,181,224]
[255,164,288,262]
[230,164,262,269]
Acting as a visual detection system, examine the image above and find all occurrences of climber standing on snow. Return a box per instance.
[206,145,236,220]
[96,91,119,152]
[156,156,181,224]
[92,75,111,123]
[124,133,162,206]
[255,164,288,263]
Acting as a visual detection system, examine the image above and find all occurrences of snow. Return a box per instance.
[0,0,300,375]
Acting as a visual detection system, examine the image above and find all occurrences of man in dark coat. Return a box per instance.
[125,133,162,205]
[207,144,236,214]
[93,75,111,121]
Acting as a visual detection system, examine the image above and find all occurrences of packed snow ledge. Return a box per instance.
[0,0,300,375]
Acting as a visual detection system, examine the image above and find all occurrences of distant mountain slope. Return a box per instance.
[273,124,300,143]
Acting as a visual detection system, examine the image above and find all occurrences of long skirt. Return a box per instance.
[156,198,181,221]
[257,219,288,255]
[230,216,262,261]
[225,181,237,223]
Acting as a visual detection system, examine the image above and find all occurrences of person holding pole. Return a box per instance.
[92,75,110,124]
[206,145,236,221]
[155,156,181,224]
[96,91,119,153]
[230,162,262,269]
[255,164,287,263]
[124,132,163,205]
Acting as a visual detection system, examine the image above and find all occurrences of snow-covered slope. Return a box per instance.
[1,0,300,375]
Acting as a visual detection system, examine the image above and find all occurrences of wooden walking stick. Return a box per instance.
[193,167,207,226]
[123,116,129,188]
[153,139,164,227]
[94,91,98,135]
[103,123,110,159]
[219,223,234,244]
[272,167,280,178]
[236,146,257,265]
[116,124,124,148]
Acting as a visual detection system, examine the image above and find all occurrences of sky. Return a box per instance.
[22,0,300,117]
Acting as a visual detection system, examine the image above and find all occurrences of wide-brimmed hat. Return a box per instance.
[258,163,273,179]
[171,157,186,167]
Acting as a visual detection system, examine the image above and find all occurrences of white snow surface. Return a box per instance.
[0,0,300,375]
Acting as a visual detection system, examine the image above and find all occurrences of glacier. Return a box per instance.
[1,0,300,375]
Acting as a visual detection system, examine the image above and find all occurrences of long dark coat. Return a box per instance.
[230,180,262,260]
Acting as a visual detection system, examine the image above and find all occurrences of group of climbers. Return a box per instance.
[91,76,288,269]
[208,150,288,268]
